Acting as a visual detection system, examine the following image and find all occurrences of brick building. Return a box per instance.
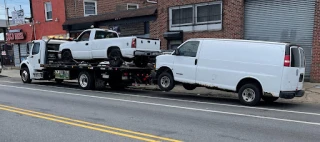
[63,0,158,38]
[7,0,67,66]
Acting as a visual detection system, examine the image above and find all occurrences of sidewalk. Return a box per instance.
[1,68,320,104]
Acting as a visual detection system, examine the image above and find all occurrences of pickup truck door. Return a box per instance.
[73,31,92,59]
[172,41,200,84]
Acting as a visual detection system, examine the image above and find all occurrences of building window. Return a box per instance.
[169,1,222,32]
[127,3,139,10]
[44,2,52,21]
[84,0,97,16]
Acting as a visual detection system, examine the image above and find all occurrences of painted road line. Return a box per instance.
[0,105,182,142]
[0,104,182,142]
[1,84,320,127]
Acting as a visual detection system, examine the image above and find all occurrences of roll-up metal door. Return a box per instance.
[13,44,20,67]
[244,0,316,80]
[20,43,28,62]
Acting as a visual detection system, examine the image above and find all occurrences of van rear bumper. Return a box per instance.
[279,90,305,99]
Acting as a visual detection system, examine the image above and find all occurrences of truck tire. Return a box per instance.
[108,49,123,67]
[158,72,175,92]
[62,50,73,63]
[21,67,32,83]
[262,96,279,103]
[238,84,261,106]
[134,57,149,67]
[182,83,197,90]
[78,71,95,90]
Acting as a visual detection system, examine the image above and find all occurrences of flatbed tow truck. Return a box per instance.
[20,39,156,90]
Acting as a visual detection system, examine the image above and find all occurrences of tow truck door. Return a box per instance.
[28,42,42,70]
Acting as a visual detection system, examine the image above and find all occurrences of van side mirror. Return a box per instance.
[174,49,180,56]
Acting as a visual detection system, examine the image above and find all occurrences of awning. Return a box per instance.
[163,31,183,40]
[63,6,157,31]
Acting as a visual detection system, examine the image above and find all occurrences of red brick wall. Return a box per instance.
[6,24,33,44]
[65,0,156,19]
[311,0,320,82]
[32,0,67,39]
[150,0,245,49]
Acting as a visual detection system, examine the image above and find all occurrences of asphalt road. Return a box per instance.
[1,76,320,142]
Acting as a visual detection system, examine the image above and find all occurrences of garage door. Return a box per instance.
[244,0,316,80]
[13,44,20,67]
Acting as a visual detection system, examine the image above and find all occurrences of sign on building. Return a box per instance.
[11,9,25,25]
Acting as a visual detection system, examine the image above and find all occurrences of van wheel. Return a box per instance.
[21,67,32,83]
[62,50,73,63]
[182,83,197,90]
[55,79,64,84]
[78,71,95,90]
[262,96,279,103]
[134,57,149,67]
[158,72,175,92]
[238,84,261,106]
[108,49,123,67]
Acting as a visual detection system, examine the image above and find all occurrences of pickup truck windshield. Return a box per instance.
[95,31,118,39]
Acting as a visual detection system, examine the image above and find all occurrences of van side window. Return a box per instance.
[291,48,301,67]
[32,43,40,55]
[178,41,200,57]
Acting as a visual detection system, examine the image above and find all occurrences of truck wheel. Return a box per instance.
[108,49,123,67]
[78,71,95,90]
[182,83,197,90]
[262,96,279,103]
[238,84,261,106]
[21,67,32,83]
[62,50,73,62]
[55,79,64,84]
[158,72,175,92]
[134,57,149,67]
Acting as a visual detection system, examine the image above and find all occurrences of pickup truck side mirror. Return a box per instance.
[174,49,180,56]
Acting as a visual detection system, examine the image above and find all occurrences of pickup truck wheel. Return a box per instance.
[134,57,149,67]
[182,83,197,90]
[262,96,279,103]
[21,67,32,83]
[108,49,123,67]
[62,50,73,62]
[238,84,261,106]
[78,71,95,90]
[158,72,175,92]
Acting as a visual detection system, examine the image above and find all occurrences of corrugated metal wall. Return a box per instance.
[13,44,20,67]
[244,0,316,80]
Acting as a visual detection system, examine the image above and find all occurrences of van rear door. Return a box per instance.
[281,45,305,91]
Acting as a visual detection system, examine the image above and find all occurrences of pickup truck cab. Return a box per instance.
[156,38,306,106]
[59,28,161,67]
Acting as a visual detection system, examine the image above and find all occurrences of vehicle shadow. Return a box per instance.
[31,81,304,110]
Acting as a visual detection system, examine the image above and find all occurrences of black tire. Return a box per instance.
[157,72,175,92]
[108,49,123,67]
[262,96,279,103]
[62,50,73,63]
[134,57,149,67]
[78,71,95,90]
[238,84,262,106]
[55,79,64,84]
[21,67,32,83]
[182,83,197,90]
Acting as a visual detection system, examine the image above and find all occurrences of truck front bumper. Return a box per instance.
[279,90,305,99]
[134,51,162,57]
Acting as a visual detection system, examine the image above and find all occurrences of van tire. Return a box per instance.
[238,84,261,106]
[262,96,279,103]
[182,83,197,90]
[21,67,32,83]
[78,71,95,90]
[158,72,175,92]
[108,49,123,67]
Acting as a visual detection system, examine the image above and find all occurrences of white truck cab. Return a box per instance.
[156,38,306,106]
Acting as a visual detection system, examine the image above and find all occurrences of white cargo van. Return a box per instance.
[156,38,305,106]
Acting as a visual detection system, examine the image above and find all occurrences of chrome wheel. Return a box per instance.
[160,76,170,88]
[242,88,256,102]
[79,74,88,88]
[22,70,29,82]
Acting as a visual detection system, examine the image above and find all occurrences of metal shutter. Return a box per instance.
[13,44,20,67]
[244,0,316,80]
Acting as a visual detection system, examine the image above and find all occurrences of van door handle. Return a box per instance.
[195,59,198,65]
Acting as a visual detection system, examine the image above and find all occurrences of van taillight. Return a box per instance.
[284,55,290,67]
[131,38,136,48]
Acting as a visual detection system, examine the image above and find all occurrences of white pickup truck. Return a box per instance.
[59,28,161,67]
